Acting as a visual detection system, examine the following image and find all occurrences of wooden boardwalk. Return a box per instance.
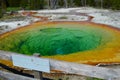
[0,50,120,80]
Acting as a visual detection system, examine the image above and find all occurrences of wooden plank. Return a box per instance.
[0,70,37,80]
[50,59,120,80]
[0,50,120,80]
[0,50,12,60]
[33,71,43,80]
[33,53,43,80]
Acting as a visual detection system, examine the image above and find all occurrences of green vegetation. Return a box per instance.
[0,7,2,18]
[29,0,44,10]
[4,0,120,10]
[7,7,19,12]
[0,0,7,18]
[7,0,45,10]
[87,77,103,80]
[7,0,21,7]
[59,16,68,19]
[0,15,25,21]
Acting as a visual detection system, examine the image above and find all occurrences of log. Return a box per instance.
[0,70,37,80]
[50,59,120,80]
[0,50,120,80]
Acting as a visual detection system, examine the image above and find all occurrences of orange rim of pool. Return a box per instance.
[0,21,120,65]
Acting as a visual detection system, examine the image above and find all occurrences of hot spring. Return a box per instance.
[0,22,120,64]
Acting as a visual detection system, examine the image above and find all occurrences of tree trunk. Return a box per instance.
[81,0,84,6]
[95,0,100,8]
[101,0,103,9]
[29,0,43,10]
[49,0,58,9]
[0,0,6,18]
[64,0,68,8]
[0,7,2,18]
[0,0,2,18]
[49,0,53,9]
[70,0,74,7]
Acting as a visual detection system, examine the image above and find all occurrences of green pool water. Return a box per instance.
[0,23,113,56]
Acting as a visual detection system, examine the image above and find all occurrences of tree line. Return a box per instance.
[6,0,120,10]
[0,0,120,18]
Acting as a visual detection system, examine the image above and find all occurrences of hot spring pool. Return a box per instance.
[0,22,120,64]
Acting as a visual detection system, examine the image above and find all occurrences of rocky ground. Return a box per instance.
[0,7,120,34]
[0,15,39,34]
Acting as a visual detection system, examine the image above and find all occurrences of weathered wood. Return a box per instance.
[33,53,43,80]
[33,71,43,80]
[50,59,120,80]
[0,50,13,60]
[0,70,37,80]
[0,63,34,78]
[0,50,120,80]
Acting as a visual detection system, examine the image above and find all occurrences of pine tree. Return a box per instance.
[0,0,2,18]
[7,0,21,7]
[111,0,120,10]
[29,0,44,10]
[20,0,28,9]
[0,0,7,18]
[87,0,95,7]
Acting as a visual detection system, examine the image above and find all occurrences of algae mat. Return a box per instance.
[0,22,120,64]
